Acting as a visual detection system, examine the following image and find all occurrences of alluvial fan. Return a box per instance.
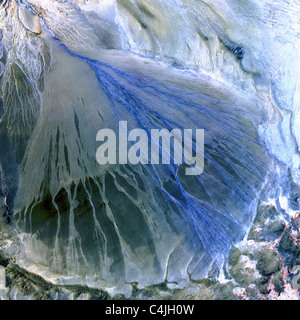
[0,0,299,296]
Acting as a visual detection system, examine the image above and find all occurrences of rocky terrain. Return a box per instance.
[1,200,300,300]
[0,0,299,300]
